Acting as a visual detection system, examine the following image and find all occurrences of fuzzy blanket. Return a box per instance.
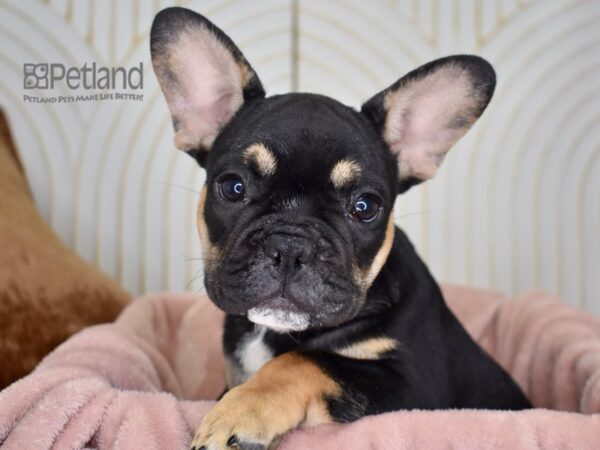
[1,285,599,449]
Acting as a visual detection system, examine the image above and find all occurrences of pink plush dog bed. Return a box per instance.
[1,285,599,449]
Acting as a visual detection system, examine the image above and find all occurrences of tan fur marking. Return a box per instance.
[223,357,236,389]
[191,352,339,447]
[243,143,277,177]
[335,337,398,360]
[244,352,339,425]
[330,159,362,189]
[354,212,395,291]
[196,186,220,269]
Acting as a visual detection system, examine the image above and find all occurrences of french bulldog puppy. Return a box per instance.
[150,7,531,450]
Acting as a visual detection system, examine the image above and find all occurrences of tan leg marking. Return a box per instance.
[330,159,362,189]
[190,352,339,449]
[243,143,277,177]
[335,337,398,360]
[223,357,236,390]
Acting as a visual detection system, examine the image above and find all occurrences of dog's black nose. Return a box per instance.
[264,233,315,271]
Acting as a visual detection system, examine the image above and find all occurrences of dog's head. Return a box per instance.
[151,7,495,332]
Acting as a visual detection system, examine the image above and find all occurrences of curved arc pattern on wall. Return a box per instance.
[0,0,597,314]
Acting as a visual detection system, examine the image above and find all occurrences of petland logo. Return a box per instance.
[23,62,144,103]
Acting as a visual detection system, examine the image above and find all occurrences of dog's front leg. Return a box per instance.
[189,351,344,450]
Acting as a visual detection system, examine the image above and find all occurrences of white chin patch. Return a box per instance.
[247,307,310,332]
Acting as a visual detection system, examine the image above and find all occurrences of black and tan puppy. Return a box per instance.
[151,7,531,450]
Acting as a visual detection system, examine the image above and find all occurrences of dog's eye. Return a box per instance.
[219,176,245,202]
[351,194,381,223]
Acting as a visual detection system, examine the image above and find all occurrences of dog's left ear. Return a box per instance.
[361,55,495,193]
[151,7,265,162]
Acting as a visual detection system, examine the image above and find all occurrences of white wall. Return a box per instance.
[0,0,598,314]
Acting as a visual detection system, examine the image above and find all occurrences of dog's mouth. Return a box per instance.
[246,296,311,332]
[205,214,361,331]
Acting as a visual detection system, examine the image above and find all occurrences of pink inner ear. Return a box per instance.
[384,66,479,181]
[161,27,245,151]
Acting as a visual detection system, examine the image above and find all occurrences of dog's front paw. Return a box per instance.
[189,385,280,450]
[189,352,338,450]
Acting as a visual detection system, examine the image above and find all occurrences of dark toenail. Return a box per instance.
[227,435,239,447]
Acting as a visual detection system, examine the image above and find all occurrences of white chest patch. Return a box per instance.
[235,327,273,378]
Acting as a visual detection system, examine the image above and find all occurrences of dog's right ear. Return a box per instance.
[151,7,264,164]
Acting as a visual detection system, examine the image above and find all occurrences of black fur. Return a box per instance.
[151,7,531,436]
[224,229,531,414]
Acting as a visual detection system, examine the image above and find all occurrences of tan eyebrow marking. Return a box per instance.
[335,337,398,360]
[243,143,277,177]
[330,159,362,189]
